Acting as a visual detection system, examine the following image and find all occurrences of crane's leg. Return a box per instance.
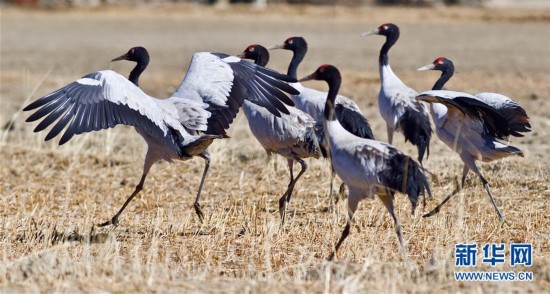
[97,153,156,227]
[193,151,211,223]
[470,165,503,221]
[379,192,408,262]
[386,124,394,144]
[279,156,307,222]
[278,158,294,222]
[328,165,336,212]
[328,191,358,261]
[423,164,469,218]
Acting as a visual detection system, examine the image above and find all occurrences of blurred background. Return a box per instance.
[2,0,549,8]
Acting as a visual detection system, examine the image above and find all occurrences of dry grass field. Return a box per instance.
[1,4,549,292]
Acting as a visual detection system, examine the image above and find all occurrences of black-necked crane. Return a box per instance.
[299,65,431,260]
[237,44,321,221]
[417,57,531,220]
[111,46,150,87]
[269,36,375,210]
[24,48,299,226]
[362,23,432,165]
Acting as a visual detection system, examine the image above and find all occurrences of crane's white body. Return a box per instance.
[326,119,391,205]
[379,64,428,135]
[429,102,510,163]
[242,100,319,159]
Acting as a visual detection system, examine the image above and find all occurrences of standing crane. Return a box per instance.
[300,64,431,260]
[237,44,321,221]
[417,57,531,220]
[362,23,432,165]
[269,36,375,210]
[24,48,298,225]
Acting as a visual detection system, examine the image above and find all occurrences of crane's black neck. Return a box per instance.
[323,75,342,122]
[432,64,454,90]
[288,46,307,80]
[128,57,149,87]
[379,31,399,67]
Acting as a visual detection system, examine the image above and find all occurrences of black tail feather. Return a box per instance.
[380,152,432,213]
[399,108,432,164]
[502,105,531,136]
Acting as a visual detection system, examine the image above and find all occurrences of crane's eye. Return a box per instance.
[288,39,293,44]
[249,47,255,52]
[130,48,135,54]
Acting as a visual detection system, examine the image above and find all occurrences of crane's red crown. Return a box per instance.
[434,57,447,64]
[379,23,392,30]
[246,44,258,52]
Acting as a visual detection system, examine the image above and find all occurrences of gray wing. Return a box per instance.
[24,70,183,152]
[418,90,513,140]
[475,92,531,135]
[356,140,430,208]
[172,52,298,136]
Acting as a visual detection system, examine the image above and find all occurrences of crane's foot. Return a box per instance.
[495,210,504,222]
[324,205,334,213]
[97,215,119,227]
[422,206,441,218]
[278,197,288,223]
[327,251,336,261]
[338,183,347,203]
[194,202,205,223]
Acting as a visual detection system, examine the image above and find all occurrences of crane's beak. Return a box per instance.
[361,28,379,37]
[417,63,435,71]
[236,52,245,58]
[267,44,285,50]
[298,73,316,83]
[111,53,129,62]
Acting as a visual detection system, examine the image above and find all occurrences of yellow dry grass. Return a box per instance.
[1,4,549,293]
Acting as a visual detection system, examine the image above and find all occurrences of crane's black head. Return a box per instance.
[270,36,308,52]
[112,46,150,87]
[238,44,270,67]
[419,57,455,74]
[299,64,341,84]
[418,57,455,90]
[362,23,400,64]
[299,64,342,121]
[112,46,150,64]
[378,23,399,38]
[362,23,400,38]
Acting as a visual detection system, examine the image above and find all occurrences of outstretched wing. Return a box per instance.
[417,90,512,140]
[172,52,298,136]
[24,70,183,151]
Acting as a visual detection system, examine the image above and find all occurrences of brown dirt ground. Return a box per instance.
[1,4,549,293]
